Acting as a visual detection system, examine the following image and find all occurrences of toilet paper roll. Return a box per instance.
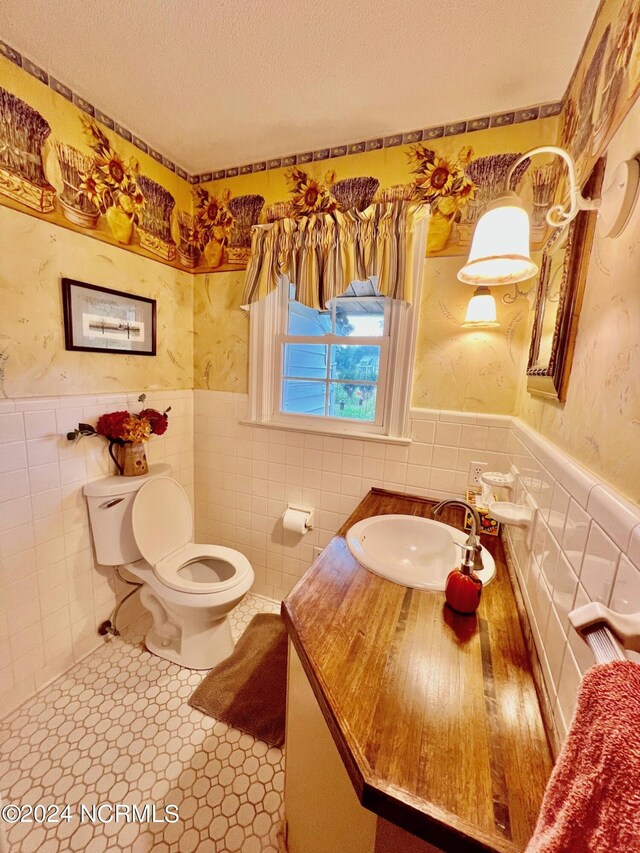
[282,508,311,534]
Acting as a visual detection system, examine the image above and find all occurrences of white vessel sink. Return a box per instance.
[345,514,496,591]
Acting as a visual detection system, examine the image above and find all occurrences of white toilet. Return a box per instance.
[84,464,254,669]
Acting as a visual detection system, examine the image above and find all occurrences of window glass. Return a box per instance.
[329,345,380,382]
[328,383,377,422]
[280,282,388,424]
[287,300,331,337]
[281,380,326,416]
[332,299,385,337]
[283,343,328,379]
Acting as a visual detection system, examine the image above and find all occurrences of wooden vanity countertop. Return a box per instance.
[282,488,553,853]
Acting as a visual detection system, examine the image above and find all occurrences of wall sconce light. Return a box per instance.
[457,146,640,304]
[458,196,538,287]
[462,285,500,328]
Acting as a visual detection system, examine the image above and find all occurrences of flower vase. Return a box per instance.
[426,213,454,253]
[204,237,225,268]
[178,245,200,268]
[109,441,149,476]
[106,206,134,244]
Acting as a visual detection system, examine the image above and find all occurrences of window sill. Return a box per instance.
[240,419,412,445]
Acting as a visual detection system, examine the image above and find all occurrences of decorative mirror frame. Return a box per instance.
[526,157,606,402]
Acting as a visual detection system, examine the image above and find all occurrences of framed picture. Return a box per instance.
[526,158,605,401]
[61,278,156,356]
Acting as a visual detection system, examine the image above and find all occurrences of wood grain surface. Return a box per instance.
[282,488,553,853]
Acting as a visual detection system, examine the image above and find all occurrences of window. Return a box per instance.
[248,276,420,439]
[281,285,388,425]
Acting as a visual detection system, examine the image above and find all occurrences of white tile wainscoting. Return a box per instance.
[3,386,639,741]
[193,389,640,742]
[504,419,640,743]
[193,390,512,601]
[0,390,193,720]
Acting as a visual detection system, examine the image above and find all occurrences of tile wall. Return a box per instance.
[194,389,640,742]
[193,390,513,597]
[4,385,639,740]
[504,419,640,742]
[0,389,193,720]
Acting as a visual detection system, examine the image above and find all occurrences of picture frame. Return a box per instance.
[526,157,605,402]
[61,278,157,356]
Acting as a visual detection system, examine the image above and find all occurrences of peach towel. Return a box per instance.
[527,660,640,852]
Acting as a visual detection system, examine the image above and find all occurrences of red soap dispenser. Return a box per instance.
[445,543,483,615]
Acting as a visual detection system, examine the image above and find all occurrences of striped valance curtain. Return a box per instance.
[242,201,429,309]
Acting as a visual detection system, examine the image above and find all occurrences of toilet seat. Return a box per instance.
[132,477,251,595]
[155,543,251,594]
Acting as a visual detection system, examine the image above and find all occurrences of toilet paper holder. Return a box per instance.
[283,504,315,531]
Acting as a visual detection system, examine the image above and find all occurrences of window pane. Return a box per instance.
[328,383,377,421]
[283,343,328,379]
[333,298,385,337]
[330,345,380,382]
[282,380,326,416]
[287,300,331,336]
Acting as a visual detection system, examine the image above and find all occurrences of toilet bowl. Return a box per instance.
[85,465,254,669]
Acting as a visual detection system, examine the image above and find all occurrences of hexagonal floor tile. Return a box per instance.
[1,594,284,851]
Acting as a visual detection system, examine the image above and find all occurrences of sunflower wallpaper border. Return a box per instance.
[0,48,565,277]
[560,0,640,187]
[0,0,638,277]
[191,129,567,267]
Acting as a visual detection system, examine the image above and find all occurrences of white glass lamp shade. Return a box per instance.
[462,286,499,328]
[458,192,538,285]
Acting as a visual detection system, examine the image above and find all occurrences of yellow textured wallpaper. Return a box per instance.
[6,49,561,406]
[193,118,560,411]
[516,0,640,502]
[193,254,536,414]
[0,205,193,397]
[518,97,640,503]
[411,254,538,414]
[193,271,249,393]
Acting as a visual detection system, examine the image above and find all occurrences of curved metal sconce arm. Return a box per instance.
[506,145,600,227]
[501,280,533,304]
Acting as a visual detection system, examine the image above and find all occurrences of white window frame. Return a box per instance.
[247,218,426,441]
[275,292,390,430]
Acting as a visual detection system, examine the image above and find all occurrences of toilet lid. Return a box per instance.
[132,477,192,566]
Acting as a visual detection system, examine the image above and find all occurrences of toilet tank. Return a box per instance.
[84,463,172,566]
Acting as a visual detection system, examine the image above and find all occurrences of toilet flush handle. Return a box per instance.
[99,497,125,509]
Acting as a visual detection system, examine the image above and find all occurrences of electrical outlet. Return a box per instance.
[468,460,487,487]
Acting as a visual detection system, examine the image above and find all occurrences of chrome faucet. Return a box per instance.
[432,498,483,570]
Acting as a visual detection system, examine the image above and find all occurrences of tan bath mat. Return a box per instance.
[188,613,288,748]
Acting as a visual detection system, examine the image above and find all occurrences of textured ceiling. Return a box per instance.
[1,0,599,172]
